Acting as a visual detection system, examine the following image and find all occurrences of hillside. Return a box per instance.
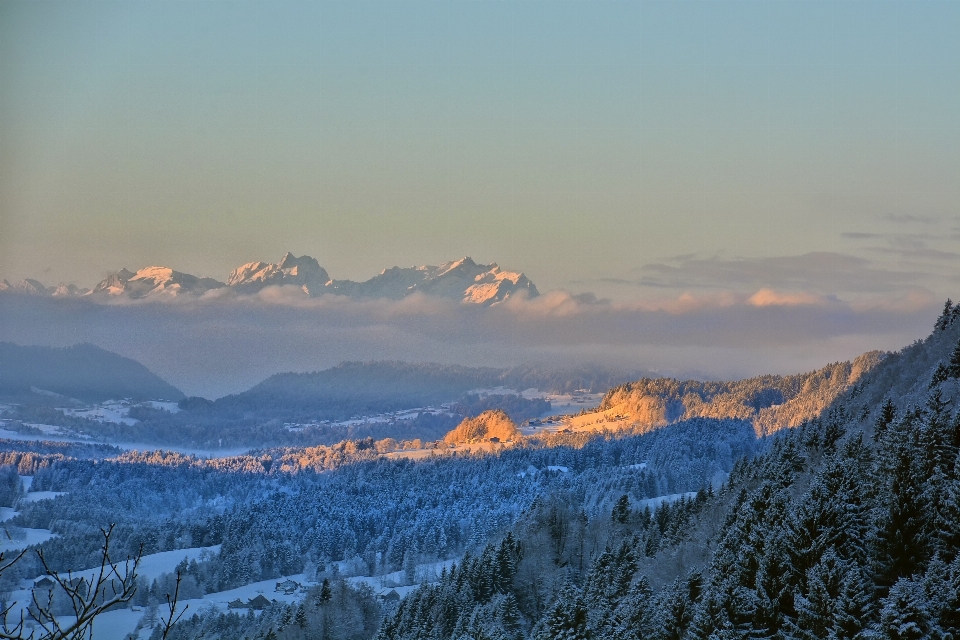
[827,302,960,431]
[195,361,648,423]
[443,409,520,445]
[373,304,960,640]
[587,352,882,436]
[0,342,184,403]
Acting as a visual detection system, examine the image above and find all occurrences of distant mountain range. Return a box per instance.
[0,253,539,305]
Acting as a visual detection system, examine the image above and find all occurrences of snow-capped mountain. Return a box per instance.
[227,252,331,295]
[90,267,225,298]
[329,257,539,304]
[0,278,51,295]
[2,254,538,305]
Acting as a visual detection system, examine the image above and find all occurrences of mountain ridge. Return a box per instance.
[0,253,538,306]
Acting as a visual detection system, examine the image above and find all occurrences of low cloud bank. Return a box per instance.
[0,287,937,398]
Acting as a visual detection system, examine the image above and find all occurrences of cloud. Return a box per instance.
[881,213,939,225]
[634,252,922,295]
[0,286,937,398]
[747,289,828,307]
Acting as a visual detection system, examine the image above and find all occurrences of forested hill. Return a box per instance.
[199,361,648,422]
[371,303,960,640]
[596,352,882,436]
[0,342,184,403]
[828,299,960,430]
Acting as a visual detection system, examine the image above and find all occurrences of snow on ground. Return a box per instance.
[0,428,91,444]
[517,465,570,478]
[145,401,180,414]
[134,546,221,582]
[638,492,698,510]
[6,548,457,640]
[0,525,55,552]
[22,490,67,502]
[286,406,455,432]
[0,507,17,522]
[5,546,228,640]
[62,401,139,426]
[385,440,507,461]
[24,422,68,435]
[0,430,252,459]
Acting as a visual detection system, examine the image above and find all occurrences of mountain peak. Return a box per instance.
[91,266,224,298]
[3,255,538,305]
[228,253,330,294]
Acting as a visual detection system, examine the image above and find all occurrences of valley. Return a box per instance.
[0,305,959,639]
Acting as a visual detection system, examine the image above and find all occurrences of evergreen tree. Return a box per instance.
[876,577,941,640]
[874,427,929,588]
[874,398,897,442]
[535,584,590,640]
[937,299,954,331]
[789,550,845,640]
[611,495,631,525]
[949,338,960,378]
[930,361,949,389]
[318,578,332,603]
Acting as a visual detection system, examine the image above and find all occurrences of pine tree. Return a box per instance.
[832,565,873,639]
[874,398,897,442]
[649,574,700,640]
[930,361,949,389]
[876,577,942,640]
[789,550,845,640]
[295,604,306,628]
[611,495,631,525]
[318,578,332,603]
[874,430,929,588]
[937,299,954,331]
[535,584,590,640]
[949,338,960,378]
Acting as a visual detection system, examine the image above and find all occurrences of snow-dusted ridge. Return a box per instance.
[3,253,538,306]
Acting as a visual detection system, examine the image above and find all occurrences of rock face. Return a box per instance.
[443,409,520,445]
[90,267,225,298]
[3,254,539,305]
[227,252,331,295]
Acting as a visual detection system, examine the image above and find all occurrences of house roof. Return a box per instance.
[248,594,272,609]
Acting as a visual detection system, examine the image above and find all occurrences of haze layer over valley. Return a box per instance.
[0,251,935,399]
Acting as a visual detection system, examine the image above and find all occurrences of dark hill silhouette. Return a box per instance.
[0,342,184,403]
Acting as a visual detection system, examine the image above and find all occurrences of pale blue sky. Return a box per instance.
[2,0,960,301]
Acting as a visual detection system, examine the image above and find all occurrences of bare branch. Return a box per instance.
[158,570,188,640]
[0,523,143,640]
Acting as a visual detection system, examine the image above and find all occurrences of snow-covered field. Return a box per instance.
[0,480,61,551]
[285,406,455,432]
[4,547,456,640]
[0,525,55,552]
[62,401,139,426]
[0,429,252,459]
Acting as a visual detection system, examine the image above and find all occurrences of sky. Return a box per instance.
[2,1,960,395]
